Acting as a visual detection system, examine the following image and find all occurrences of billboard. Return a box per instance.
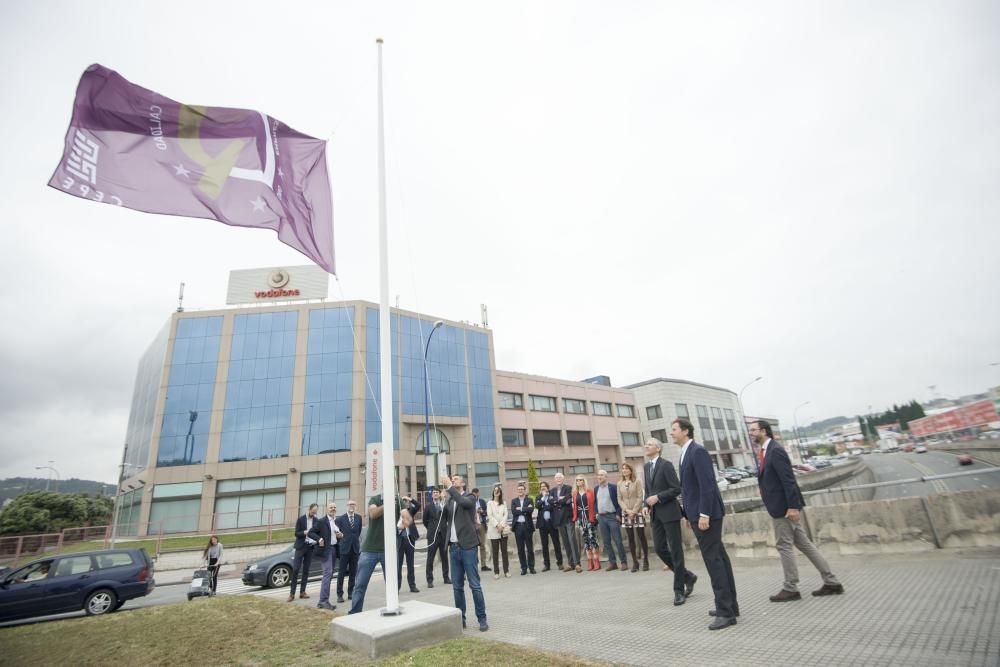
[226,265,329,304]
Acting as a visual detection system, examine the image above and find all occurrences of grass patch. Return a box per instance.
[0,596,605,667]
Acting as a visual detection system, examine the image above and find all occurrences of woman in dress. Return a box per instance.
[486,484,511,579]
[571,475,599,571]
[618,463,649,571]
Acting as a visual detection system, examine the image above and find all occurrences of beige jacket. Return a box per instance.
[486,500,509,540]
[617,478,645,516]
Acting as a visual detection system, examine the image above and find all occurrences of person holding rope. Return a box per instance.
[396,495,421,593]
[423,487,451,588]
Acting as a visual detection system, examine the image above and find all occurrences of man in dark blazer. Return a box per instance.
[396,496,420,593]
[510,481,536,575]
[752,420,843,601]
[673,418,739,630]
[316,501,343,610]
[289,503,321,601]
[423,487,451,588]
[550,472,579,571]
[442,474,488,632]
[335,499,363,603]
[535,481,562,571]
[644,437,697,604]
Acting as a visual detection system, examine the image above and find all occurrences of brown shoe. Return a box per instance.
[560,565,571,572]
[812,583,845,596]
[287,594,295,602]
[769,589,802,602]
[575,564,582,573]
[606,563,618,571]
[299,592,310,599]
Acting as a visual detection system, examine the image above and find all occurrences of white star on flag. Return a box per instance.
[173,163,191,178]
[250,196,267,212]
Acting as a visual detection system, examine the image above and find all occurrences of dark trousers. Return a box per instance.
[490,537,510,574]
[691,518,738,617]
[514,525,535,572]
[397,536,416,589]
[652,518,692,594]
[539,526,562,567]
[426,533,450,584]
[290,545,313,595]
[337,549,359,598]
[207,557,219,592]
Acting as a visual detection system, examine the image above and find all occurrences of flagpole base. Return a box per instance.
[379,605,404,616]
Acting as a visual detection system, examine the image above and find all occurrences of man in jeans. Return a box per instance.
[442,474,488,632]
[349,494,390,614]
[594,469,628,571]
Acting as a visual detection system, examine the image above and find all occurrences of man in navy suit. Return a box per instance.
[334,500,363,604]
[673,418,739,630]
[289,503,321,601]
[593,470,628,571]
[752,420,843,601]
[510,481,536,575]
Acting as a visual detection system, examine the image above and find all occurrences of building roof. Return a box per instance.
[623,377,737,396]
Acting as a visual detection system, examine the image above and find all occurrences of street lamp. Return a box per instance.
[183,410,199,463]
[423,320,444,494]
[35,462,60,492]
[793,401,811,462]
[738,376,763,470]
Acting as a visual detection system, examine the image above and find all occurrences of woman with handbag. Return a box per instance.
[486,484,511,579]
[571,475,599,572]
[618,463,649,572]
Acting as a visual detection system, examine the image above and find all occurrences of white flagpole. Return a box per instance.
[376,37,400,614]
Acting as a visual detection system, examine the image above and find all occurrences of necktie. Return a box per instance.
[759,446,766,469]
[349,514,354,528]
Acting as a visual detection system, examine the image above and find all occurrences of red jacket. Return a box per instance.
[571,489,597,523]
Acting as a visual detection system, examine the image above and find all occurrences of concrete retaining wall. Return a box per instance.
[933,441,1000,466]
[154,542,288,571]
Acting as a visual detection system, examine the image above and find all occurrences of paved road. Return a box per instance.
[863,450,1000,499]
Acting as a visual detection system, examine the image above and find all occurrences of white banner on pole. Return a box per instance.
[365,442,382,503]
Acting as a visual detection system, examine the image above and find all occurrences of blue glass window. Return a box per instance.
[400,316,469,419]
[126,319,171,474]
[220,312,297,462]
[365,308,400,450]
[157,316,222,467]
[302,307,354,454]
[467,330,496,449]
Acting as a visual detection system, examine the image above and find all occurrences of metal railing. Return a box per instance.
[802,465,1000,497]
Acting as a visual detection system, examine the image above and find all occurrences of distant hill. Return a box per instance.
[800,416,852,437]
[0,477,115,505]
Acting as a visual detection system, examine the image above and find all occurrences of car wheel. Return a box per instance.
[84,589,117,616]
[268,565,292,589]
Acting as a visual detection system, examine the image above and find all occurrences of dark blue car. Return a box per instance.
[0,548,155,622]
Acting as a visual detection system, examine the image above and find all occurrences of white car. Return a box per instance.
[915,445,928,454]
[715,472,729,492]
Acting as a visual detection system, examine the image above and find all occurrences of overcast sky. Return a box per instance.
[1,1,998,483]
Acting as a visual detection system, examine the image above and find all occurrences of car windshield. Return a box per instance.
[9,561,51,583]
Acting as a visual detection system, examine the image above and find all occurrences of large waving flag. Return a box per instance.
[49,64,334,273]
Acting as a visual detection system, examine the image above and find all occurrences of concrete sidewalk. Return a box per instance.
[338,546,1000,667]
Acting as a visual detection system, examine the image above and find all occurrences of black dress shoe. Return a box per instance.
[674,592,687,606]
[462,618,466,629]
[409,586,420,593]
[336,596,345,603]
[427,582,434,589]
[770,589,802,602]
[709,616,737,630]
[521,570,527,576]
[529,569,537,574]
[709,609,741,617]
[685,573,698,597]
[541,566,550,572]
[812,583,845,596]
[443,578,452,584]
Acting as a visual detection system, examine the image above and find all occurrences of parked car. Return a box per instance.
[957,454,973,466]
[714,472,730,493]
[915,445,928,454]
[0,548,154,622]
[242,545,326,588]
[724,467,753,479]
[902,444,914,453]
[978,431,999,440]
[793,464,817,474]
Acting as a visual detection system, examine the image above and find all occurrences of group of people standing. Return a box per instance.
[279,416,843,633]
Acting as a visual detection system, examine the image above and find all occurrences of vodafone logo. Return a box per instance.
[255,269,299,299]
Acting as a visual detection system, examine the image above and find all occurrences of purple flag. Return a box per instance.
[49,64,335,273]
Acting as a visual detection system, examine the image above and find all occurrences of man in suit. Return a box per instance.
[673,418,739,630]
[470,488,492,572]
[289,503,321,601]
[334,500,362,603]
[510,481,537,575]
[442,474,488,632]
[316,501,343,610]
[644,438,697,604]
[752,419,844,601]
[423,487,451,588]
[396,496,420,593]
[594,469,628,571]
[551,472,579,572]
[535,481,561,571]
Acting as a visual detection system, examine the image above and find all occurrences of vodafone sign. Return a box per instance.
[226,265,329,305]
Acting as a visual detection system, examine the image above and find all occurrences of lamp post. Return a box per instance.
[738,376,763,469]
[35,462,60,492]
[183,410,199,463]
[423,320,444,495]
[793,400,811,462]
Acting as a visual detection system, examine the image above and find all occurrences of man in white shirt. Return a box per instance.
[317,501,343,610]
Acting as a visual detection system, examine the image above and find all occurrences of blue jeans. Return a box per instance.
[348,551,385,614]
[449,544,486,624]
[598,514,628,566]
